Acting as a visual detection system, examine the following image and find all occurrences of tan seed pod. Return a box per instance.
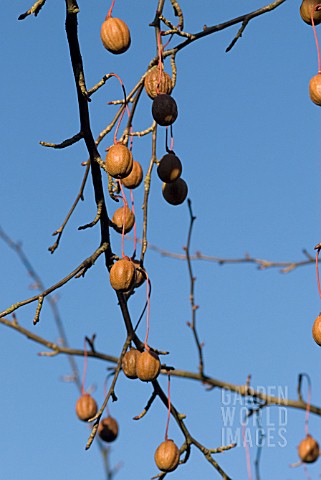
[157,153,182,183]
[111,206,135,234]
[300,0,321,25]
[154,439,180,472]
[152,94,178,127]
[309,74,321,106]
[75,393,98,422]
[121,161,143,189]
[312,313,321,346]
[136,350,161,382]
[298,434,320,463]
[100,17,131,54]
[313,313,321,345]
[106,144,133,179]
[98,416,119,443]
[144,66,173,99]
[109,257,136,292]
[162,178,188,206]
[122,348,141,379]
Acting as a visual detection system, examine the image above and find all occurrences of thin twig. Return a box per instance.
[184,200,205,376]
[134,238,317,273]
[49,163,90,253]
[133,391,158,420]
[0,242,109,319]
[85,336,132,450]
[18,0,47,20]
[40,132,83,149]
[140,127,157,262]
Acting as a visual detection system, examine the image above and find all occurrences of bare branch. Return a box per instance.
[78,199,103,230]
[133,391,158,420]
[0,242,110,319]
[40,132,83,149]
[49,163,90,253]
[18,0,47,20]
[184,200,205,376]
[134,237,316,273]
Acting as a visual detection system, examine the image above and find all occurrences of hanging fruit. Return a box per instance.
[121,161,143,189]
[154,439,180,472]
[109,257,136,292]
[105,144,133,179]
[75,393,98,422]
[98,416,119,442]
[309,74,321,105]
[152,94,178,126]
[144,66,173,99]
[312,312,321,344]
[298,434,320,463]
[111,205,135,234]
[300,0,321,25]
[162,178,188,206]
[122,347,141,379]
[100,16,131,54]
[136,350,161,382]
[157,153,182,183]
[132,260,146,288]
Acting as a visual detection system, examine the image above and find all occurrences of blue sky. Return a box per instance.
[1,1,321,479]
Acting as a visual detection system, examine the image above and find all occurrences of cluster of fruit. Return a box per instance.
[100,8,188,207]
[75,393,119,443]
[300,0,321,105]
[74,7,183,472]
[122,348,180,473]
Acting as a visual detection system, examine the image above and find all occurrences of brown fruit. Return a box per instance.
[162,178,188,206]
[111,206,135,234]
[121,161,143,189]
[144,66,173,99]
[75,393,98,422]
[109,257,136,292]
[136,350,161,382]
[106,144,133,179]
[122,348,141,379]
[100,16,131,54]
[154,439,180,472]
[309,74,321,106]
[313,313,321,345]
[98,416,119,443]
[298,434,320,463]
[132,260,146,288]
[152,94,178,126]
[157,153,182,183]
[300,0,321,25]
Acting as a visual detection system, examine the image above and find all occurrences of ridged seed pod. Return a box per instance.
[106,144,133,179]
[144,66,173,99]
[100,17,131,54]
[154,439,180,472]
[109,257,136,292]
[75,393,98,422]
[309,74,321,106]
[122,348,141,379]
[111,206,135,234]
[121,161,143,189]
[136,350,161,382]
[312,312,321,345]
